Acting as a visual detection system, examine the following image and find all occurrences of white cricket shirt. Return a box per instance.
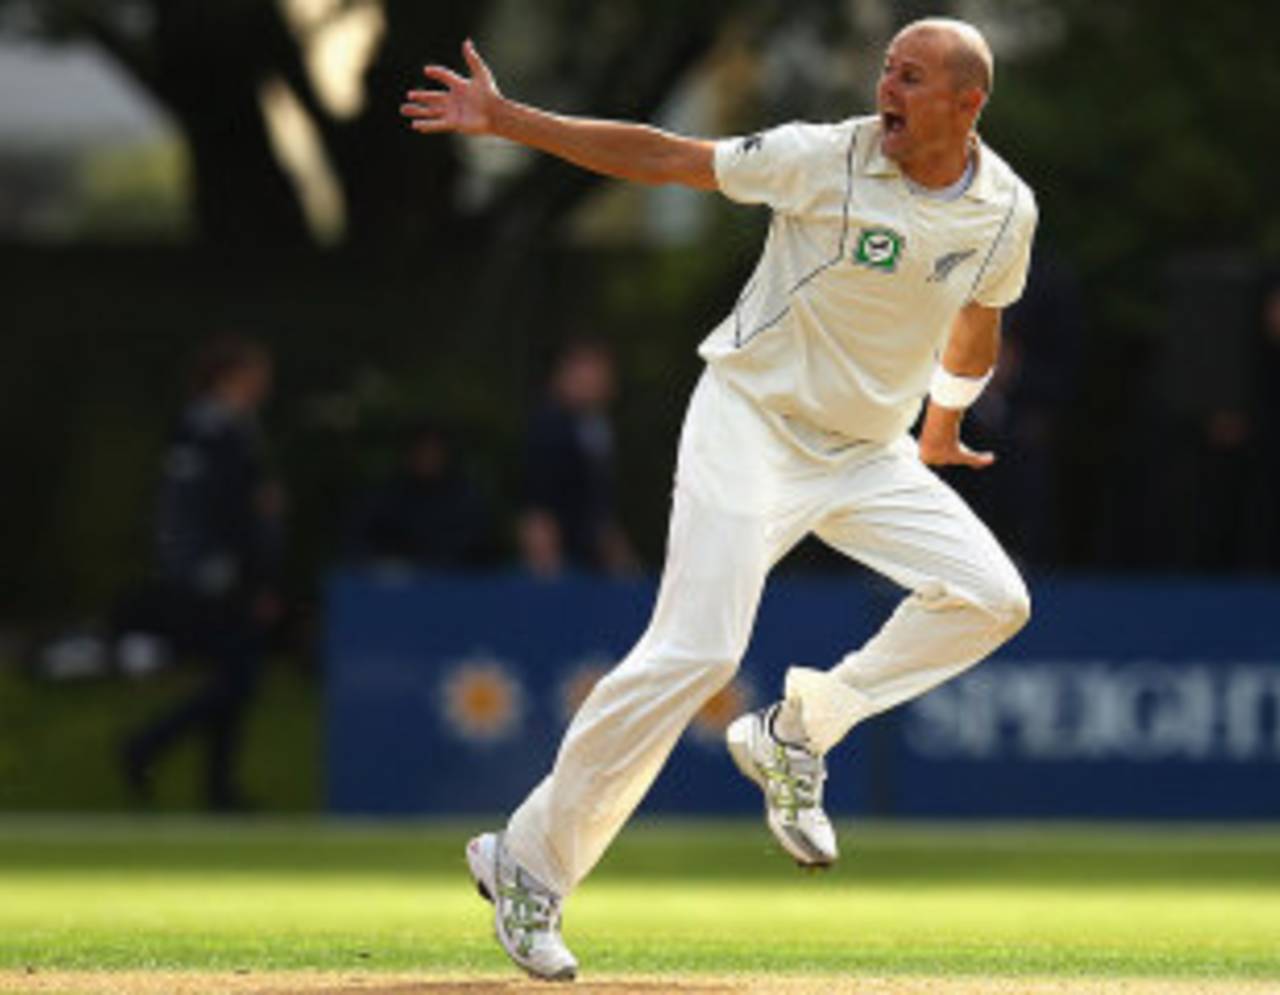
[704,115,1038,448]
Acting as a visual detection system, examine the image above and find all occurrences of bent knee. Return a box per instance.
[984,575,1031,636]
[935,565,1029,638]
[641,640,740,689]
[1001,585,1032,633]
[693,655,739,689]
[918,567,1030,631]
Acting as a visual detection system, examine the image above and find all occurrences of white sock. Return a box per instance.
[770,697,808,747]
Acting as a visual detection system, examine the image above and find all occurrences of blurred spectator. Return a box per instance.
[1252,273,1280,567]
[119,334,284,812]
[518,340,637,577]
[347,421,492,567]
[947,246,1083,568]
[1193,408,1256,571]
[1178,263,1275,571]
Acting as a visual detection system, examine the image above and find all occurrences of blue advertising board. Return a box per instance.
[891,580,1280,818]
[326,571,1280,819]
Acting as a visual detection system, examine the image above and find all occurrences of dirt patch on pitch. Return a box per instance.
[1,973,1276,995]
[0,975,731,995]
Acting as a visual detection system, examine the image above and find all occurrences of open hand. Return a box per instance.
[401,39,500,136]
[918,402,996,469]
[919,435,996,469]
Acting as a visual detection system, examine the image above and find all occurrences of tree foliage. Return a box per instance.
[5,0,1279,618]
[982,0,1280,266]
[3,0,791,247]
[8,0,1278,264]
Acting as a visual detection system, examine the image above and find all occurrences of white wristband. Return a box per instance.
[929,365,993,409]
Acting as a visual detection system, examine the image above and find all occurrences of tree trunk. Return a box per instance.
[152,0,312,246]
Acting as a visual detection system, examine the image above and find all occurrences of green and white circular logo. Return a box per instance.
[854,226,905,272]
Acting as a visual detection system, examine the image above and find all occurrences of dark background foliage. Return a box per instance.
[2,0,1278,629]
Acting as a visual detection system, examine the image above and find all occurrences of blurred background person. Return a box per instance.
[518,340,637,578]
[120,335,284,812]
[346,419,493,568]
[947,245,1083,569]
[1251,272,1280,567]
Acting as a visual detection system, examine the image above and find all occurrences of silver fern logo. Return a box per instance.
[928,248,977,283]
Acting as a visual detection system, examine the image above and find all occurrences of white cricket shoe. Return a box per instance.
[466,831,578,981]
[726,705,838,867]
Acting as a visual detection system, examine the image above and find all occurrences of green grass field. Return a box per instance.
[1,818,1279,992]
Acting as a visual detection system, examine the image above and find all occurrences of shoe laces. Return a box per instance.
[771,742,825,811]
[498,862,563,955]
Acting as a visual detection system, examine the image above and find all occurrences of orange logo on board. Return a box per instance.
[440,657,525,744]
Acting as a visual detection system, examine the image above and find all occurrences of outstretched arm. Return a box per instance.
[918,301,1002,470]
[401,40,717,190]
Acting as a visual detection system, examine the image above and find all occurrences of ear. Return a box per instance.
[958,86,987,119]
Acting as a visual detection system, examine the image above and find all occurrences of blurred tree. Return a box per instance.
[7,0,1280,622]
[13,0,1276,262]
[5,0,314,244]
[982,0,1280,267]
[0,0,783,251]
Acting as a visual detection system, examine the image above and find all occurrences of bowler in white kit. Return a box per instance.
[403,16,1036,980]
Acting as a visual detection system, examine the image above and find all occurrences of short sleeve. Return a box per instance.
[972,188,1038,309]
[714,122,826,215]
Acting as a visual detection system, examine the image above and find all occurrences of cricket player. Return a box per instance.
[403,17,1035,980]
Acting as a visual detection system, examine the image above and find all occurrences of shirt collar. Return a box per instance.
[858,119,1000,203]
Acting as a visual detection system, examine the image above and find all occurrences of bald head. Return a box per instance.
[895,18,994,96]
[877,17,995,184]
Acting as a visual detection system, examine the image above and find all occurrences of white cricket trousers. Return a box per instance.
[506,367,1030,896]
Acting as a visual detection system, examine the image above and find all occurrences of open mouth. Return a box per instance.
[882,111,906,135]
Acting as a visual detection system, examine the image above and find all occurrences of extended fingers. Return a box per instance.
[918,441,996,469]
[409,119,454,134]
[401,91,449,116]
[405,89,449,104]
[421,64,465,89]
[406,54,487,135]
[462,38,492,83]
[962,449,997,469]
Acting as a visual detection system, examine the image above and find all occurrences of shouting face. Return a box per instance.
[876,23,987,181]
